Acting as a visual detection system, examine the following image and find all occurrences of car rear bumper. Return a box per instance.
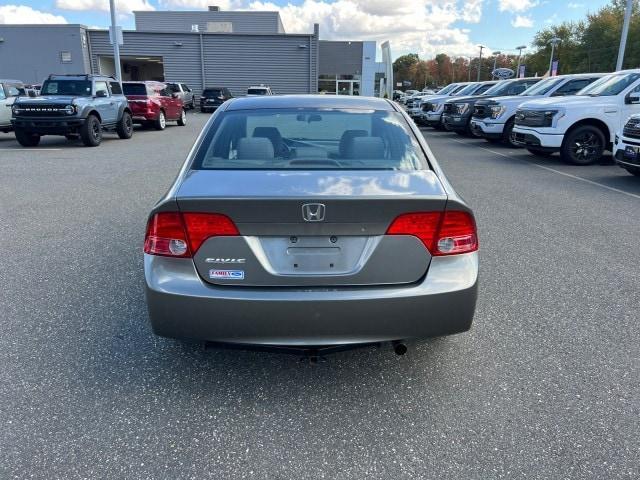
[144,252,478,346]
[511,127,563,149]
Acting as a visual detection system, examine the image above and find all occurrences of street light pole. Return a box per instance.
[109,0,122,82]
[548,37,561,76]
[616,0,634,71]
[515,45,526,77]
[477,45,484,81]
[467,57,471,81]
[492,51,501,78]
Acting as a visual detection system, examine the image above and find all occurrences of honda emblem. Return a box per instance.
[301,203,326,222]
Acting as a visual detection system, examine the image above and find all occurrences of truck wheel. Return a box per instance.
[154,110,166,130]
[80,114,102,147]
[116,111,133,139]
[177,109,187,126]
[560,125,605,165]
[501,119,519,147]
[526,148,554,157]
[15,129,41,147]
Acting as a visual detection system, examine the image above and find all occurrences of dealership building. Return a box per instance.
[0,7,392,98]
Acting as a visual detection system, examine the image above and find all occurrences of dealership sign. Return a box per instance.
[492,68,515,80]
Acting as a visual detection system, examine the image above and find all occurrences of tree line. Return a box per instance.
[393,0,640,89]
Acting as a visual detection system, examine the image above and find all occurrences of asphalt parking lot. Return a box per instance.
[1,114,638,479]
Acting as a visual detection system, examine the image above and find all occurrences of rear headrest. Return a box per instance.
[236,137,274,160]
[253,127,283,142]
[339,129,368,157]
[344,136,385,159]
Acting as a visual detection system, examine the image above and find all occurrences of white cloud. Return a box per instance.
[498,0,538,13]
[0,5,68,23]
[55,0,155,15]
[247,0,486,59]
[511,15,533,28]
[545,13,558,24]
[568,2,584,8]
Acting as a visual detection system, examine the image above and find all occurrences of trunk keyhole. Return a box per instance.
[330,236,337,243]
[294,263,298,268]
[290,236,298,243]
[330,263,334,268]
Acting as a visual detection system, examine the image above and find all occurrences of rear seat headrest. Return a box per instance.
[236,137,274,160]
[344,136,385,159]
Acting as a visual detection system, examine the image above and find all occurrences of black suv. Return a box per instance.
[11,74,133,147]
[200,87,233,113]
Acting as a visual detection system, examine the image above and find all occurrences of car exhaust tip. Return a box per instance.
[392,341,408,356]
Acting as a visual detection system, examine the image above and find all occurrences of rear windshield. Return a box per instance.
[192,108,427,170]
[41,80,91,96]
[122,83,148,96]
[203,89,222,96]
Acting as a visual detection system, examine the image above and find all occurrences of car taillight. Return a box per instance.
[386,210,478,256]
[144,212,239,257]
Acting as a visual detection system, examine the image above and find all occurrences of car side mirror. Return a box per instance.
[626,92,640,104]
[28,90,37,98]
[171,92,180,99]
[96,90,108,98]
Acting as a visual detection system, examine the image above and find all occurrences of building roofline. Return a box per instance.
[86,28,316,37]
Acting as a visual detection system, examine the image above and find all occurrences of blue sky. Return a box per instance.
[0,0,613,59]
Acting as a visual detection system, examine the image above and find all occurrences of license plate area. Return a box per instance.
[261,236,372,275]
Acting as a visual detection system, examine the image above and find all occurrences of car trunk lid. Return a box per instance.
[176,170,448,287]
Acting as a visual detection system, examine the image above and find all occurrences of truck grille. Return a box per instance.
[422,102,433,112]
[473,105,489,119]
[15,105,68,117]
[623,118,640,139]
[515,109,546,127]
[443,103,454,114]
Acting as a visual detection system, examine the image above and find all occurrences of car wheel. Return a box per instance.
[154,110,166,131]
[560,125,605,165]
[80,114,102,147]
[116,111,133,139]
[177,109,187,126]
[14,129,41,147]
[624,167,640,177]
[501,119,519,147]
[526,147,554,157]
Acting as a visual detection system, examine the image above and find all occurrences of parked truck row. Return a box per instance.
[405,69,640,176]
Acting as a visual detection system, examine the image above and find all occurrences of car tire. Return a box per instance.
[116,111,133,139]
[177,109,187,126]
[154,110,166,131]
[501,118,519,147]
[560,125,605,165]
[624,167,640,177]
[15,129,41,147]
[527,147,554,157]
[190,100,196,110]
[80,114,102,147]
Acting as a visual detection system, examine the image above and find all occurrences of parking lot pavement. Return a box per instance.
[1,118,638,479]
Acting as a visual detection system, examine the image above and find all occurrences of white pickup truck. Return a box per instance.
[613,114,640,176]
[471,73,605,148]
[511,69,640,165]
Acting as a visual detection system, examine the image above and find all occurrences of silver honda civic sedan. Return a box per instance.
[144,95,478,351]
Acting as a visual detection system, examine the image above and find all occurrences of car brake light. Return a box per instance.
[144,212,190,257]
[386,211,477,256]
[144,212,239,257]
[182,213,239,253]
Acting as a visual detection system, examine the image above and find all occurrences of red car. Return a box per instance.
[122,81,186,130]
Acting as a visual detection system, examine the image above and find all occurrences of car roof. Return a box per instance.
[226,95,395,111]
[203,86,226,89]
[0,79,24,84]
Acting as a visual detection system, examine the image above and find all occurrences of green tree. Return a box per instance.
[393,53,420,88]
